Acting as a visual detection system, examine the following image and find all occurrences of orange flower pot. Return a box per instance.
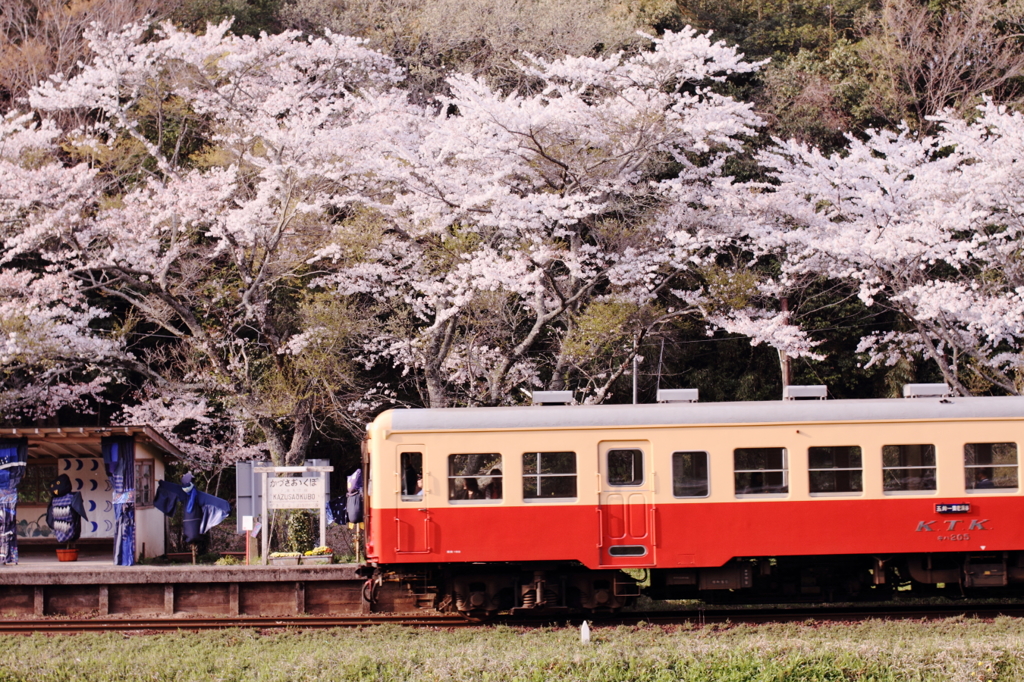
[56,548,79,562]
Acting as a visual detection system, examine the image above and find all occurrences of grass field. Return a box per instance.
[0,618,1020,681]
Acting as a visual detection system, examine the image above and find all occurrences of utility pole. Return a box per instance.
[632,350,639,404]
[779,297,791,391]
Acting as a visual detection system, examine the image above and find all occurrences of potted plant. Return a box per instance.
[268,551,301,566]
[48,474,86,562]
[56,544,78,562]
[300,546,333,565]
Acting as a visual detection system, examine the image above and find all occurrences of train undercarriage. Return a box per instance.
[372,551,1024,615]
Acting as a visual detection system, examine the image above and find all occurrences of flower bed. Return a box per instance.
[301,546,333,564]
[269,551,301,566]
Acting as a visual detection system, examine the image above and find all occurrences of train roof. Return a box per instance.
[376,395,1024,433]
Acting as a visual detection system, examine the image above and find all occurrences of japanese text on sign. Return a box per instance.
[267,476,324,509]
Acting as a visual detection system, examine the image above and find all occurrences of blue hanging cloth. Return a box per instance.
[327,496,348,525]
[0,439,27,565]
[153,479,230,544]
[102,436,135,566]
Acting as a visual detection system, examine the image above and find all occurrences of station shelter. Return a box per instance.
[0,426,183,565]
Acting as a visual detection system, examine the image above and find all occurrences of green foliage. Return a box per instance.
[780,279,895,399]
[700,265,760,313]
[173,0,282,36]
[61,70,218,193]
[677,0,870,60]
[562,301,642,364]
[285,509,315,554]
[662,329,783,402]
[759,41,878,153]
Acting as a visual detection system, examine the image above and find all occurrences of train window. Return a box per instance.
[448,454,502,502]
[734,448,788,495]
[523,452,577,500]
[672,451,709,497]
[882,444,936,493]
[400,452,423,501]
[965,443,1018,492]
[808,446,863,494]
[607,449,643,486]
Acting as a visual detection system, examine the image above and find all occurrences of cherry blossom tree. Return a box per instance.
[20,20,406,465]
[0,112,119,420]
[314,27,821,407]
[3,19,832,471]
[750,101,1024,395]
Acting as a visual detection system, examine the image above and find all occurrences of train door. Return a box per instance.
[598,441,655,567]
[395,447,432,554]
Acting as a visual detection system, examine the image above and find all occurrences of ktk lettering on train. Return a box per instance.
[916,518,991,542]
[915,519,990,531]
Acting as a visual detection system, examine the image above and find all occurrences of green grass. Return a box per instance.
[0,618,1019,681]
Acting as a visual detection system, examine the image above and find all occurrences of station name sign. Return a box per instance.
[267,476,325,510]
[935,503,970,514]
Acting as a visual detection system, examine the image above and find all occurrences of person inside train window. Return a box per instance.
[401,452,423,501]
[454,478,482,499]
[448,454,501,502]
[482,469,502,499]
[965,443,1018,491]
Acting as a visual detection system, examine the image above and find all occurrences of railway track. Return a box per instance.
[0,613,473,634]
[4,602,1024,633]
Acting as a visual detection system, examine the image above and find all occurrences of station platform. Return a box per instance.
[0,553,406,617]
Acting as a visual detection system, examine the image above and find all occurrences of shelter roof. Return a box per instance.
[0,426,182,459]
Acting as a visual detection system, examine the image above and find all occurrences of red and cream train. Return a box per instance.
[362,392,1024,612]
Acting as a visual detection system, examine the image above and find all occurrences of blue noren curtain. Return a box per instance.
[102,436,135,566]
[0,439,27,565]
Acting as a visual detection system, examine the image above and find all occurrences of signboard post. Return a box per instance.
[253,465,333,565]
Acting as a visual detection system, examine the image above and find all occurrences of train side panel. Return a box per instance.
[366,404,1024,571]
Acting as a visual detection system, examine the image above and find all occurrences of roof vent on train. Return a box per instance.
[782,385,827,400]
[902,383,951,398]
[657,388,698,403]
[531,390,575,405]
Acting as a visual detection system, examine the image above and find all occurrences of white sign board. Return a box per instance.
[267,476,324,509]
[253,464,334,565]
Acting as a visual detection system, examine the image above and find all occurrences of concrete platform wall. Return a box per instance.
[0,564,418,617]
